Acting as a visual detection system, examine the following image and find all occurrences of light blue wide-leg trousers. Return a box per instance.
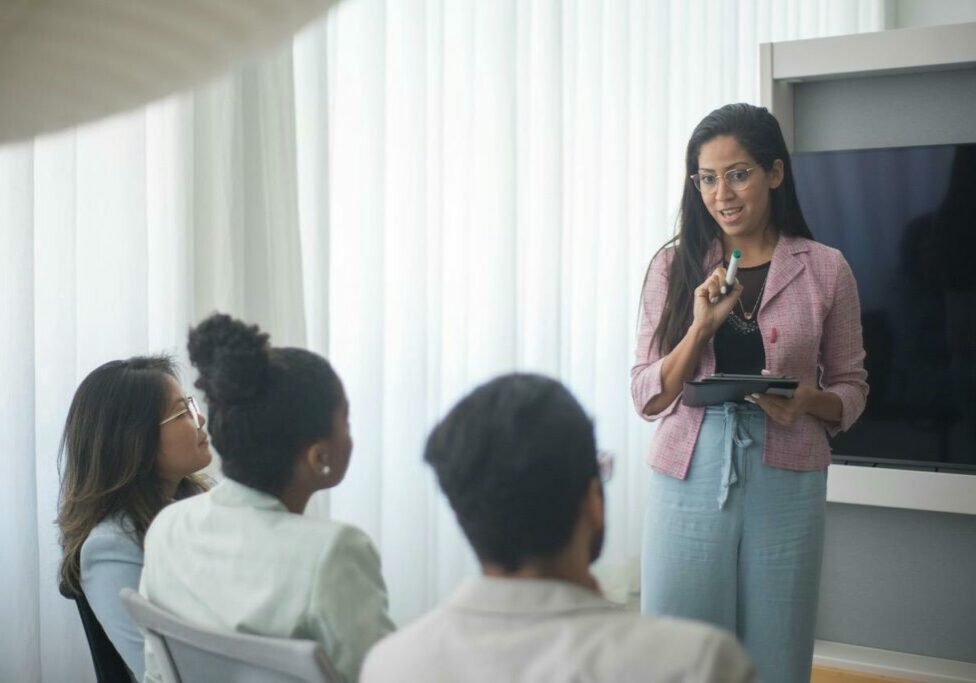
[641,402,826,683]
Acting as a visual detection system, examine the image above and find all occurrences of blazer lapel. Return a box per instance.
[760,235,807,313]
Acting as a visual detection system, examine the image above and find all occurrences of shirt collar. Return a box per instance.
[447,576,620,617]
[209,477,289,512]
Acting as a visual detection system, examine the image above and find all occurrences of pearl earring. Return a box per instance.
[321,463,331,476]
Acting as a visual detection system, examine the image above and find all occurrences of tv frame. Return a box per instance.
[791,141,975,474]
[760,22,976,516]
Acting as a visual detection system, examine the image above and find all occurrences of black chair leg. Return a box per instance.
[60,582,133,683]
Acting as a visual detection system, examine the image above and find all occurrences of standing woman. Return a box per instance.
[58,357,212,681]
[632,103,868,682]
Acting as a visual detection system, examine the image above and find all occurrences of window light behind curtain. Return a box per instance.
[0,2,883,680]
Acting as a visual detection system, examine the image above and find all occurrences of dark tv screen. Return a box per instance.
[792,143,976,471]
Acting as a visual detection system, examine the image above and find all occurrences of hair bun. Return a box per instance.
[187,313,270,404]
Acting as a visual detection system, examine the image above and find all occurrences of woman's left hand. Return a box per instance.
[744,370,816,427]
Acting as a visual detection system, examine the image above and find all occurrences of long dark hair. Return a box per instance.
[649,103,814,354]
[57,357,208,595]
[187,313,344,496]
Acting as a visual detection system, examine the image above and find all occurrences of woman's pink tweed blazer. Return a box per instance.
[631,235,869,478]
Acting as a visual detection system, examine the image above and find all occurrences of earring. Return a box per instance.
[321,463,331,476]
[320,453,331,476]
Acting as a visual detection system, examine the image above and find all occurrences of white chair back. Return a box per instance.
[120,588,343,683]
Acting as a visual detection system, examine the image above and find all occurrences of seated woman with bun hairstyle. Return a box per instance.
[140,313,395,683]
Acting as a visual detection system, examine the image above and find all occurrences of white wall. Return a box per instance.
[887,0,976,29]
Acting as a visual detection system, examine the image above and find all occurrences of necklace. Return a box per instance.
[738,270,769,321]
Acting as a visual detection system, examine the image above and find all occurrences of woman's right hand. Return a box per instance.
[640,266,743,417]
[691,266,743,340]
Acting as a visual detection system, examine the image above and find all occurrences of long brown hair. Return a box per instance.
[649,103,814,354]
[57,356,208,595]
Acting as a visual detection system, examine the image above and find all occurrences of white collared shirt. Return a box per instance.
[140,478,394,683]
[362,576,755,683]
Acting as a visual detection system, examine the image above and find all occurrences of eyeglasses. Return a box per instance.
[597,450,615,483]
[160,396,202,427]
[690,167,755,194]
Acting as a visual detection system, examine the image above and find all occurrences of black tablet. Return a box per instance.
[682,374,799,407]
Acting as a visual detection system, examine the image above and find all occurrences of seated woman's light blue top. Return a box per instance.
[80,515,144,681]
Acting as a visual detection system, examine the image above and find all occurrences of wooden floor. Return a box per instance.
[811,665,917,682]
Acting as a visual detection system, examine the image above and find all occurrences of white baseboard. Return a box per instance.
[826,465,976,516]
[814,640,976,682]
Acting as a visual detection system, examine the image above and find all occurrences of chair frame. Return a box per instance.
[119,588,342,683]
[60,582,133,683]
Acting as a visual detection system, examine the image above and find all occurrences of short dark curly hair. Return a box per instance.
[187,313,344,495]
[424,373,598,571]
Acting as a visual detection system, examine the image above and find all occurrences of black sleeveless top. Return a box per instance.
[714,261,770,374]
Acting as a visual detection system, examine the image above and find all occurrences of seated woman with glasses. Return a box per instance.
[57,357,212,681]
[140,313,395,683]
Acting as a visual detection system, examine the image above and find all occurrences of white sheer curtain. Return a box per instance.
[0,1,883,680]
[0,53,308,682]
[302,0,885,624]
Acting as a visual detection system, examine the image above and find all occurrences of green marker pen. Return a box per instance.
[722,248,741,295]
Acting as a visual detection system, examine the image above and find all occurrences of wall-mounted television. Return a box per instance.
[792,143,976,472]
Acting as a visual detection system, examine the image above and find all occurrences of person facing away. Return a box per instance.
[361,373,755,683]
[140,313,395,683]
[57,357,212,681]
[632,103,868,683]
